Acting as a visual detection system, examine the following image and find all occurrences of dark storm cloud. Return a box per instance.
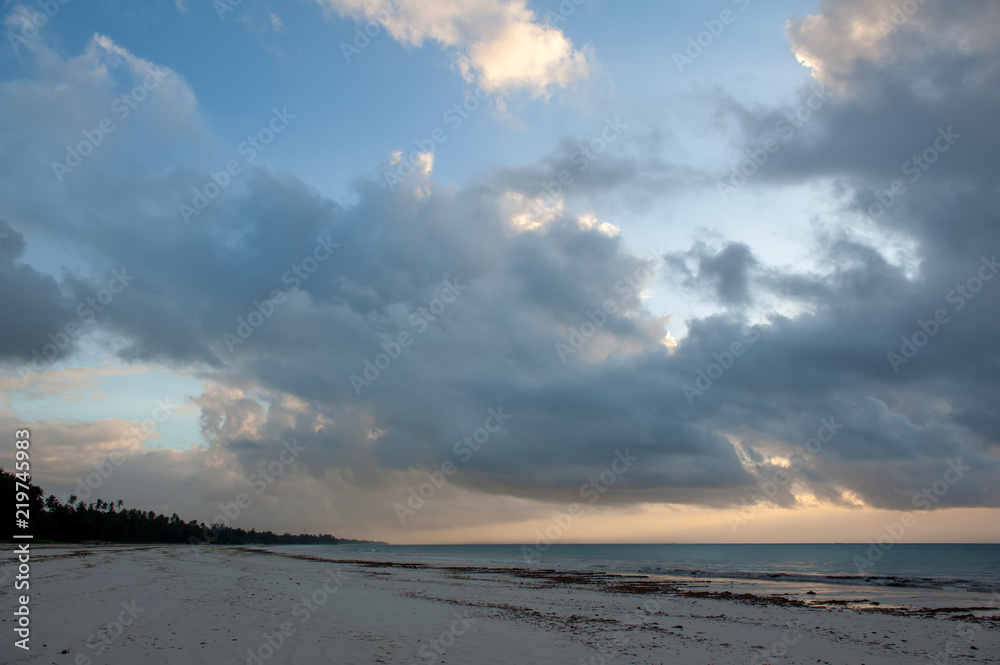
[3,7,1000,525]
[654,0,1000,510]
[0,220,78,362]
[664,241,759,307]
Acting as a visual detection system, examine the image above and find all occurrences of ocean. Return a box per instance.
[264,543,1000,611]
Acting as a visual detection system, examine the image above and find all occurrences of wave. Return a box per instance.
[623,566,1000,595]
[278,544,1000,596]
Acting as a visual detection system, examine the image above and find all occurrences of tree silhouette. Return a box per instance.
[1,468,379,546]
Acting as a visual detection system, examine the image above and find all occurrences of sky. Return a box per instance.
[1,0,998,545]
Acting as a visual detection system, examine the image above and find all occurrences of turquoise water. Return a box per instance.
[266,543,1000,609]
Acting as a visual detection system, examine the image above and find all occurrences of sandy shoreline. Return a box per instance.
[3,544,998,664]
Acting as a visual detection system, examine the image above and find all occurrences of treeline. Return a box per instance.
[1,468,379,546]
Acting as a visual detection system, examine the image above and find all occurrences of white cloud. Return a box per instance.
[319,0,590,96]
[788,0,1000,89]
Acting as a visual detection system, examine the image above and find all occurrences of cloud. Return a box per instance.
[318,0,590,96]
[0,221,77,363]
[787,0,1000,91]
[2,15,999,541]
[653,0,1000,512]
[664,242,760,307]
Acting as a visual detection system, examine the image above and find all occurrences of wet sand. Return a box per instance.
[4,544,998,664]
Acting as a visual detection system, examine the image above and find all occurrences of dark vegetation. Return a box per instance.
[2,468,380,545]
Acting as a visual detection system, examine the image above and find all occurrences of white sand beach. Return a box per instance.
[3,544,998,664]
